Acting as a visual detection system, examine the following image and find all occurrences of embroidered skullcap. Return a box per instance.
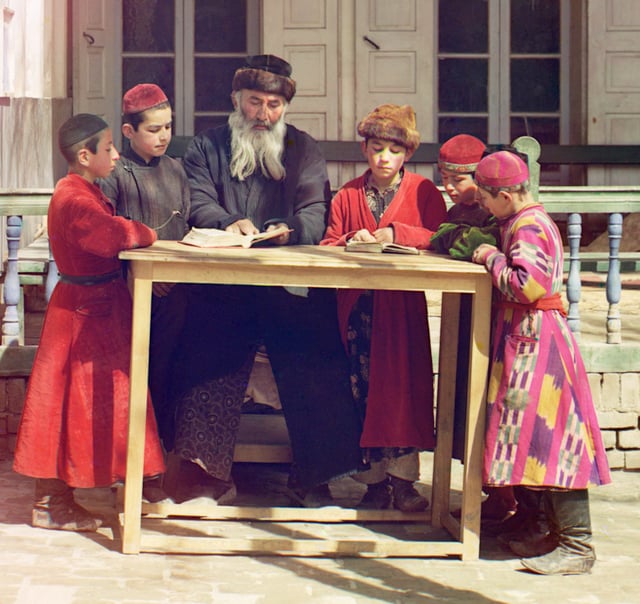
[357,104,420,152]
[232,54,296,101]
[122,83,169,114]
[475,150,529,188]
[438,134,486,173]
[58,113,108,151]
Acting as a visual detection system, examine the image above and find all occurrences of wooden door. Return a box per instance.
[72,0,120,140]
[262,0,341,184]
[588,0,640,185]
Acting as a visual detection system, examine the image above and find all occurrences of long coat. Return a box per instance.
[480,204,611,488]
[13,174,165,488]
[321,171,448,449]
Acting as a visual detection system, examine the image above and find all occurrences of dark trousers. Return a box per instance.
[170,284,364,489]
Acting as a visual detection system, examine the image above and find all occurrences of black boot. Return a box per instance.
[32,478,102,532]
[389,476,429,512]
[358,479,392,510]
[497,487,555,554]
[521,489,595,575]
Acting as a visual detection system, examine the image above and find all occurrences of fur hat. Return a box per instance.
[122,83,169,115]
[475,150,529,189]
[232,55,296,102]
[357,104,420,152]
[58,113,108,150]
[438,134,486,173]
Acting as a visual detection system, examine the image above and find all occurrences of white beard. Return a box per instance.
[228,107,287,182]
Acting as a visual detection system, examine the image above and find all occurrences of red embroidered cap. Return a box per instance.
[122,84,169,115]
[438,134,486,173]
[475,150,529,188]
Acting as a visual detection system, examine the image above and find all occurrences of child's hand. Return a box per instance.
[351,229,376,242]
[472,243,498,265]
[373,227,394,243]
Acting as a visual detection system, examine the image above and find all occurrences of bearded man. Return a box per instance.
[167,55,364,506]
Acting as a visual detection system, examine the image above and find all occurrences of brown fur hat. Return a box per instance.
[232,55,296,102]
[357,104,420,152]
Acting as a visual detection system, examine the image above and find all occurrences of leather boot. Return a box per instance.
[521,489,595,575]
[497,487,554,552]
[389,476,429,512]
[358,478,392,510]
[32,478,102,532]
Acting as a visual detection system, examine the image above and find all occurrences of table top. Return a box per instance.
[120,242,490,293]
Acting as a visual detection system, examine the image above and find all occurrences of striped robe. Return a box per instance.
[481,204,611,488]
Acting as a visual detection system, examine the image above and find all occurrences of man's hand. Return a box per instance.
[226,218,259,235]
[152,282,175,297]
[266,222,290,245]
[350,229,376,243]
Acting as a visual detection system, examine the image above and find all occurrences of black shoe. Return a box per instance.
[389,477,429,512]
[283,483,334,508]
[358,479,392,510]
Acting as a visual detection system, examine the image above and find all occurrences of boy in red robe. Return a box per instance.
[13,114,165,531]
[321,104,447,511]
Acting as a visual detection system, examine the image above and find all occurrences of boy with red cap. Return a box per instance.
[432,134,516,523]
[431,134,498,259]
[99,84,190,461]
[13,114,165,531]
[472,150,611,575]
[322,104,447,511]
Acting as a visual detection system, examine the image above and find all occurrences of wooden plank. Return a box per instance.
[120,515,461,557]
[0,345,37,376]
[139,503,431,522]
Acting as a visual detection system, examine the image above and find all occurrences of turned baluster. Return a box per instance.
[566,213,582,339]
[605,213,622,344]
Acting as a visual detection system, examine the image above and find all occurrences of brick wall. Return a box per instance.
[589,372,640,470]
[2,372,639,470]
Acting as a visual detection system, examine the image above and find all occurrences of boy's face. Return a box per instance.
[361,138,409,185]
[475,187,515,219]
[123,106,173,162]
[81,128,119,180]
[439,168,477,206]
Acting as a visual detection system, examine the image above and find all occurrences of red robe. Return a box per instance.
[13,174,165,488]
[321,171,447,448]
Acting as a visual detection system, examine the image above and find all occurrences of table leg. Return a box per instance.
[459,280,491,560]
[431,292,461,528]
[122,276,153,554]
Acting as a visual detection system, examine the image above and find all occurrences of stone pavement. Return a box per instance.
[1,454,639,604]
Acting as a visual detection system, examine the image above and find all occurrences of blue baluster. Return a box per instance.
[566,213,582,339]
[2,215,23,345]
[606,213,622,344]
[45,238,58,302]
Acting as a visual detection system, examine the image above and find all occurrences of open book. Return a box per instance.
[345,240,420,255]
[180,224,292,249]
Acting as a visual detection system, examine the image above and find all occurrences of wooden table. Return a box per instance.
[119,242,492,559]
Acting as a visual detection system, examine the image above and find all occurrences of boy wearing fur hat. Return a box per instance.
[13,114,166,531]
[321,104,447,511]
[99,84,190,464]
[168,55,364,506]
[472,150,611,574]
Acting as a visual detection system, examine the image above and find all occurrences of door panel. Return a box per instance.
[588,0,640,184]
[72,0,120,140]
[356,0,435,178]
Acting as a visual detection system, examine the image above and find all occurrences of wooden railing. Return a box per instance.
[2,140,640,352]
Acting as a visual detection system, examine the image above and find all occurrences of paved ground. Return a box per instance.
[4,273,638,604]
[1,454,639,604]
